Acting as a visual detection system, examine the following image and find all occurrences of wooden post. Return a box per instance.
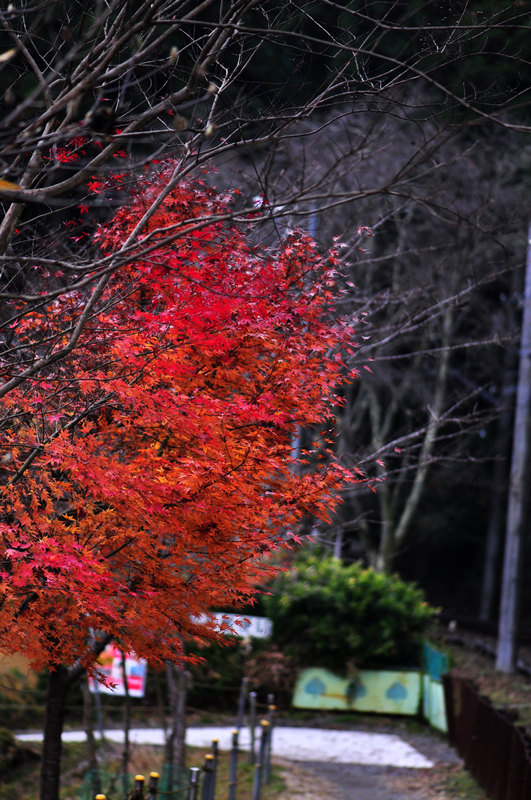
[228,729,239,800]
[251,719,270,800]
[133,775,145,800]
[248,692,257,764]
[148,772,160,800]
[251,761,262,800]
[200,754,215,800]
[258,720,270,786]
[236,677,248,731]
[210,739,218,800]
[265,706,275,784]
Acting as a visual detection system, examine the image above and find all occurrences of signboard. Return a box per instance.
[293,666,421,715]
[213,613,272,639]
[195,613,272,638]
[88,643,147,697]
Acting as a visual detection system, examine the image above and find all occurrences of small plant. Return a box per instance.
[263,555,436,672]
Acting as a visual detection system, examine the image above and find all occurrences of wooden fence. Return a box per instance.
[443,673,531,800]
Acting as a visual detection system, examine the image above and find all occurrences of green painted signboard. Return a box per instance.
[422,674,448,732]
[293,667,422,715]
[422,641,449,731]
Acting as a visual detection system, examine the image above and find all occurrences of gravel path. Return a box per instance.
[186,726,434,768]
[17,723,444,768]
[272,720,462,800]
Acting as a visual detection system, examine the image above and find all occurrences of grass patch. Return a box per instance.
[445,640,531,731]
[438,764,489,800]
[0,738,286,800]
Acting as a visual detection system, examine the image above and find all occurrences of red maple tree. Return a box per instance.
[0,161,357,798]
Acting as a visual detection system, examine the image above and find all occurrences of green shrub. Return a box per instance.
[263,555,436,672]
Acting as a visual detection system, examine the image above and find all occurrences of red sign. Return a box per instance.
[88,644,147,697]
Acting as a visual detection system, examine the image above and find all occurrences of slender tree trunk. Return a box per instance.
[333,527,343,559]
[376,482,395,574]
[496,225,531,673]
[121,652,131,779]
[81,676,99,789]
[479,472,507,622]
[479,373,514,621]
[165,662,188,783]
[156,670,169,740]
[375,308,453,573]
[40,666,70,800]
[480,268,520,622]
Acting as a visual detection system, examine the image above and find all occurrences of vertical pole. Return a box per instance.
[93,680,105,741]
[228,729,238,800]
[248,692,257,764]
[258,720,270,786]
[210,739,218,800]
[187,767,201,800]
[121,652,131,790]
[82,676,99,789]
[251,762,262,800]
[133,775,145,800]
[148,772,160,800]
[264,706,275,784]
[251,721,269,800]
[200,754,215,800]
[496,223,531,673]
[236,677,248,731]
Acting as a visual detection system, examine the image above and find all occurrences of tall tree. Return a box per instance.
[496,224,531,674]
[0,163,356,799]
[0,4,530,791]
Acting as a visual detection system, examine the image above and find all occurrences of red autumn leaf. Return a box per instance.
[0,160,360,673]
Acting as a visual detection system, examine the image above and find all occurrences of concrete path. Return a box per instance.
[16,726,433,769]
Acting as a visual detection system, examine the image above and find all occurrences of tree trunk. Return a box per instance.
[479,268,520,622]
[479,372,514,621]
[38,634,113,800]
[40,666,70,800]
[81,676,99,788]
[374,308,453,574]
[479,473,506,622]
[165,662,188,787]
[496,225,531,673]
[375,481,395,573]
[121,652,131,779]
[333,527,343,559]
